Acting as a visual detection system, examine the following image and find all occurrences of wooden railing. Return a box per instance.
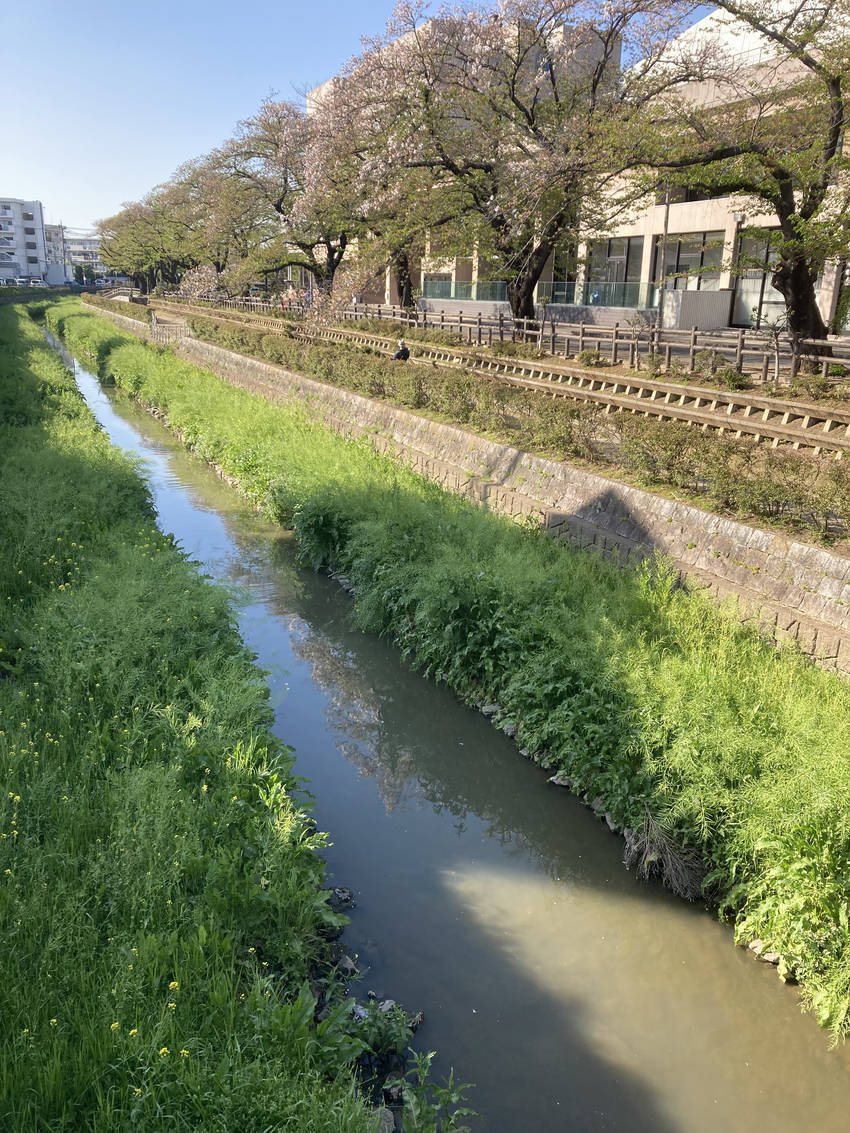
[149,299,850,457]
[155,293,850,383]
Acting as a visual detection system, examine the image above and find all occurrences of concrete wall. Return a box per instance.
[90,307,850,675]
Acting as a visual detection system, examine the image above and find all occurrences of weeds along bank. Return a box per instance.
[171,310,850,542]
[0,303,414,1131]
[45,299,850,1041]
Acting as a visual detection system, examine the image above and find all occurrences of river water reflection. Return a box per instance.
[64,342,850,1131]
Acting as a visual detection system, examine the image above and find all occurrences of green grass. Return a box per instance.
[47,298,850,1042]
[0,303,393,1130]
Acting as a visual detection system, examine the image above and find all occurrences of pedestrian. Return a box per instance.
[393,339,410,361]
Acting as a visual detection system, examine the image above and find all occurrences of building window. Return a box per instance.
[652,231,724,292]
[27,256,38,264]
[732,232,785,327]
[25,242,37,250]
[586,236,645,306]
[24,227,35,235]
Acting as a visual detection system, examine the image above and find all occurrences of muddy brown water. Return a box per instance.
[61,340,850,1131]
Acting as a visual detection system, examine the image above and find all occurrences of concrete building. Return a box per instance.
[44,223,68,285]
[63,230,108,279]
[0,198,48,283]
[310,7,844,331]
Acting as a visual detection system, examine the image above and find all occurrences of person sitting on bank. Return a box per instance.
[393,339,410,361]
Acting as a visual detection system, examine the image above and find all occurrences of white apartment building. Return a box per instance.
[44,223,68,285]
[0,198,48,283]
[64,231,107,278]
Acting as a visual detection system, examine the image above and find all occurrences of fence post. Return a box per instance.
[477,311,482,346]
[550,324,556,354]
[440,310,445,331]
[689,326,697,373]
[579,322,585,353]
[377,305,382,321]
[565,334,571,359]
[610,322,619,365]
[665,343,672,373]
[498,311,504,341]
[736,329,744,372]
[761,353,770,384]
[488,326,493,346]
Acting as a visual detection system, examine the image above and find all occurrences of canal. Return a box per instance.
[61,339,850,1131]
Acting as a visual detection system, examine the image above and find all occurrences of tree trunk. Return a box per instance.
[503,213,571,321]
[391,248,414,308]
[771,254,830,356]
[507,275,537,319]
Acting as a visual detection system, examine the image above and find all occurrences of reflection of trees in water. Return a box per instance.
[277,587,589,883]
[223,530,619,887]
[286,620,418,814]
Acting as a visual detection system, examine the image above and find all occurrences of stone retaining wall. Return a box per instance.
[88,307,850,674]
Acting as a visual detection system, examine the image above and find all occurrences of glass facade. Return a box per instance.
[585,236,646,306]
[652,231,724,291]
[732,233,786,327]
[422,275,507,302]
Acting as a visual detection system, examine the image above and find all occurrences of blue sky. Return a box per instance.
[8,0,393,230]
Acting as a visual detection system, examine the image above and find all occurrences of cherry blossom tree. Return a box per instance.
[643,0,850,343]
[212,98,356,292]
[342,0,698,319]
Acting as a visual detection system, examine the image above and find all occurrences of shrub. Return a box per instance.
[714,364,750,391]
[489,340,523,357]
[431,374,476,422]
[576,348,602,367]
[793,370,832,400]
[619,417,705,490]
[261,333,298,367]
[694,348,724,377]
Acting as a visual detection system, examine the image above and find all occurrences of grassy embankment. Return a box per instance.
[0,302,410,1130]
[47,298,850,1041]
[160,306,850,543]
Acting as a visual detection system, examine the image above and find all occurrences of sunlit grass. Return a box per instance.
[0,303,379,1129]
[48,297,850,1041]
